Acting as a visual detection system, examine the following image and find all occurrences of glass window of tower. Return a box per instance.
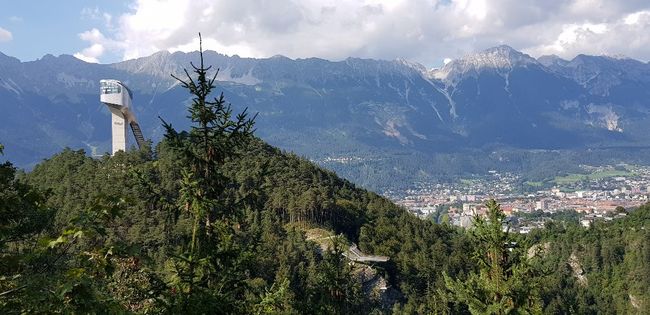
[100,81,122,94]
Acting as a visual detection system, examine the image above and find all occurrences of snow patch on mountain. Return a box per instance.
[435,84,458,119]
[57,73,94,89]
[217,67,261,85]
[418,76,457,119]
[0,78,22,95]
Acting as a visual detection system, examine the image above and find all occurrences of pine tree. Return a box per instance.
[161,33,255,251]
[444,199,542,314]
[160,33,256,312]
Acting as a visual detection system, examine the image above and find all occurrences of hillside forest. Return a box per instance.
[1,42,648,314]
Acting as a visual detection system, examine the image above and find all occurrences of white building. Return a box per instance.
[100,80,146,155]
[535,199,549,211]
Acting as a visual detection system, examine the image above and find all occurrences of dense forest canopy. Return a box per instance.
[1,41,648,314]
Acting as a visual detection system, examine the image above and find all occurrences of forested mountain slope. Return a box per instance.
[0,137,473,313]
[1,47,648,314]
[0,48,475,313]
[2,119,648,314]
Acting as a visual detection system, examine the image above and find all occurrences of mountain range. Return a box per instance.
[2,45,650,190]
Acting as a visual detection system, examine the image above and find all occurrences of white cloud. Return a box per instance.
[82,7,112,24]
[79,0,650,65]
[527,10,650,60]
[0,27,12,42]
[73,28,124,63]
[74,43,105,63]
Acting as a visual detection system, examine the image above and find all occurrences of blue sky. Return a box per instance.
[1,1,649,67]
[0,1,128,63]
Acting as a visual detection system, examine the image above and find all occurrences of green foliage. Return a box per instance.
[528,204,650,314]
[311,236,364,314]
[444,200,543,314]
[0,152,54,311]
[1,36,648,315]
[2,116,649,314]
[0,193,153,313]
[0,160,52,253]
[155,33,257,313]
[254,278,297,314]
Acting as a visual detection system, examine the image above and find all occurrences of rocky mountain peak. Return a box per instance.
[457,45,536,68]
[537,54,569,68]
[0,51,20,63]
[111,50,181,82]
[430,45,539,82]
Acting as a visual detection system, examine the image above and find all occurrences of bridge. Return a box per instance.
[344,244,389,263]
[306,231,390,263]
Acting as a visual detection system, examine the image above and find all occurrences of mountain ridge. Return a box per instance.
[3,45,650,191]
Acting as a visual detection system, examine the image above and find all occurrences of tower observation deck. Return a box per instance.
[100,80,146,155]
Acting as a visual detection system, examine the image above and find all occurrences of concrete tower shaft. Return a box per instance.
[108,106,128,154]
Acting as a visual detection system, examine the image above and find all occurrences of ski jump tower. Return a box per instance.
[100,80,146,155]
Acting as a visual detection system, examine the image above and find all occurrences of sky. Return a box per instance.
[1,0,649,67]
